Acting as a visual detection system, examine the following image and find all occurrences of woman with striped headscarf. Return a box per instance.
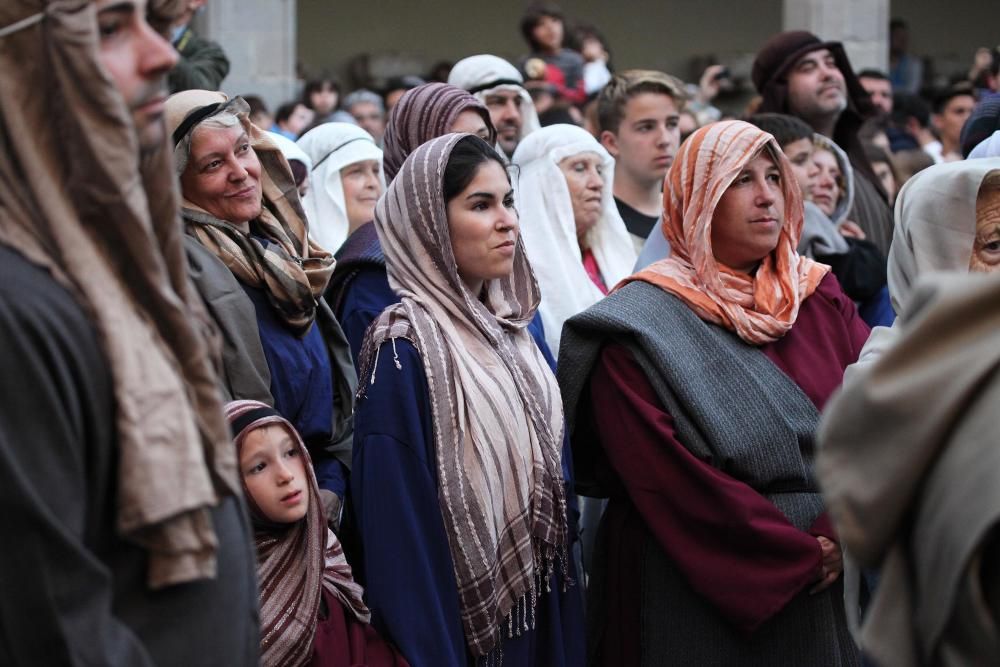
[558,121,866,665]
[349,134,585,666]
[327,82,498,367]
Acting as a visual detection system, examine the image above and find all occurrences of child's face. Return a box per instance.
[581,37,606,63]
[240,424,309,523]
[781,138,818,201]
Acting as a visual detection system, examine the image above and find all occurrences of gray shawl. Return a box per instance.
[559,280,859,666]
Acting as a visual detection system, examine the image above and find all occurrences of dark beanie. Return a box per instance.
[752,30,885,201]
[961,92,1000,158]
[752,31,839,94]
[747,113,815,147]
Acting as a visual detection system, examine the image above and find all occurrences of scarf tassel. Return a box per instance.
[479,538,576,666]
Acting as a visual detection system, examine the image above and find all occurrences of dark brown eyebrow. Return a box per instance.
[98,1,136,12]
[465,192,497,201]
[465,189,514,201]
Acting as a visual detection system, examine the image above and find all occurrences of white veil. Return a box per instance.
[512,124,637,351]
[296,123,385,253]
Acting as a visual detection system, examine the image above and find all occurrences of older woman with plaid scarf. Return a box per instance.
[166,89,357,523]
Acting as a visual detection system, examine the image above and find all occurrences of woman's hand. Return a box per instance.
[810,536,843,594]
[839,220,866,240]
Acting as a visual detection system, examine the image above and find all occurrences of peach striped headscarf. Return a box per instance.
[621,120,829,345]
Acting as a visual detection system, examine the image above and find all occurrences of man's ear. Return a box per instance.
[600,129,619,158]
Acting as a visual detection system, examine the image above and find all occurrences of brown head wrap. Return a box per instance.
[0,0,239,587]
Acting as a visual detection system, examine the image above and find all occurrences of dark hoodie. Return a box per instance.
[753,31,895,257]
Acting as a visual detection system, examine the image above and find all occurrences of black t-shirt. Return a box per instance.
[614,197,660,241]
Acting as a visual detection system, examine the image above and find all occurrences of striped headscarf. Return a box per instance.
[166,91,336,334]
[358,134,570,658]
[226,400,370,667]
[623,120,829,345]
[381,82,496,182]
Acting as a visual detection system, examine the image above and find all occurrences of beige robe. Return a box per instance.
[818,271,1000,666]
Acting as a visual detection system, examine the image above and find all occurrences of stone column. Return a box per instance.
[783,0,889,72]
[193,0,298,109]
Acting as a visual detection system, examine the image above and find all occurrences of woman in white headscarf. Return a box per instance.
[297,122,385,254]
[511,124,636,352]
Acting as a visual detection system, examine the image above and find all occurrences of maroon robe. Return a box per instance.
[586,273,869,665]
[311,589,409,667]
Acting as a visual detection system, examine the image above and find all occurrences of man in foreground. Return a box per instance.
[0,0,258,663]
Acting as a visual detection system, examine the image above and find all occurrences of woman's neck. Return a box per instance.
[461,276,485,297]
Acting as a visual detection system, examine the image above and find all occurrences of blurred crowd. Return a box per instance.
[4,1,1000,666]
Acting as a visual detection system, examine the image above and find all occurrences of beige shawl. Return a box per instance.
[0,0,238,587]
[358,133,570,658]
[818,271,1000,665]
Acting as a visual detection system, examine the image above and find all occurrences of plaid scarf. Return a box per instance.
[358,134,570,658]
[226,400,369,667]
[181,105,335,334]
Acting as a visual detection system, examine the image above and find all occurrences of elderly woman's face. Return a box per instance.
[559,152,604,245]
[180,124,263,225]
[971,182,1000,273]
[710,151,785,274]
[341,159,382,230]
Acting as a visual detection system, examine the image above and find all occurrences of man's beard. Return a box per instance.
[131,76,170,156]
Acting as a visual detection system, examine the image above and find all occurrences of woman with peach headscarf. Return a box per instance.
[558,121,867,665]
